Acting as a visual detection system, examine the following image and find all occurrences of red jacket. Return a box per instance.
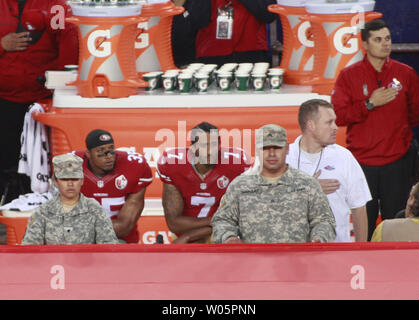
[195,0,270,58]
[0,0,78,103]
[332,56,419,166]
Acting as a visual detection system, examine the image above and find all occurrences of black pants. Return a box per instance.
[362,142,418,240]
[0,98,31,203]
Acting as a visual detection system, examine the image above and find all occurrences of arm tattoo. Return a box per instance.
[162,183,184,219]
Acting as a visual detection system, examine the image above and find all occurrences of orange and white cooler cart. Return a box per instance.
[302,0,382,94]
[66,2,147,98]
[268,0,315,85]
[0,211,33,245]
[135,0,184,73]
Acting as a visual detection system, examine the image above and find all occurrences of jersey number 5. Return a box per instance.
[100,197,125,217]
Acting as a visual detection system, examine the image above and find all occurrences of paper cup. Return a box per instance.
[194,74,209,93]
[235,73,250,91]
[178,74,193,94]
[268,68,284,76]
[217,72,233,92]
[162,74,177,92]
[143,72,160,92]
[268,74,283,90]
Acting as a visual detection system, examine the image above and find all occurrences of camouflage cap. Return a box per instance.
[256,124,287,149]
[53,154,84,179]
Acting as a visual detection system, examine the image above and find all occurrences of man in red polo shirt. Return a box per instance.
[331,19,419,240]
[0,0,78,203]
[172,0,276,67]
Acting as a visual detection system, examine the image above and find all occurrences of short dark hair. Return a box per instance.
[408,183,419,217]
[191,122,219,145]
[361,19,389,42]
[298,99,333,132]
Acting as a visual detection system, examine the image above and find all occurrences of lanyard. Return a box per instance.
[297,140,323,177]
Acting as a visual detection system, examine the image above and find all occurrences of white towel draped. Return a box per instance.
[18,103,51,193]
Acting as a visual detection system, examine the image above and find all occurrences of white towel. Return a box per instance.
[0,192,53,212]
[18,103,51,193]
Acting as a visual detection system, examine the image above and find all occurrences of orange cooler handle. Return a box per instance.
[267,4,288,15]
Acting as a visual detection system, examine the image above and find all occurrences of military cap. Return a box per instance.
[256,124,287,149]
[53,154,84,179]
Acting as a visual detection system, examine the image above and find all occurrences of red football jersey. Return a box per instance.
[74,150,153,243]
[157,147,251,219]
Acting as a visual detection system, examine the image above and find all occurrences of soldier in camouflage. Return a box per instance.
[21,154,118,245]
[211,124,336,243]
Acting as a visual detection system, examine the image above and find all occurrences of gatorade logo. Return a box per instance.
[87,30,111,58]
[163,79,173,89]
[297,21,314,47]
[270,77,279,87]
[178,81,184,91]
[220,79,229,89]
[199,80,208,90]
[334,26,358,55]
[148,78,157,89]
[254,79,263,89]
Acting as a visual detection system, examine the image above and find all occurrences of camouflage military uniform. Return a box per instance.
[21,153,118,245]
[212,166,336,243]
[21,193,119,245]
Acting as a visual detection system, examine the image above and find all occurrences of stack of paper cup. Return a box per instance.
[267,68,284,90]
[178,73,193,94]
[143,71,163,92]
[236,63,253,74]
[232,63,252,92]
[218,63,238,73]
[201,64,218,84]
[187,63,204,73]
[252,62,270,74]
[251,62,270,91]
[217,71,233,92]
[194,72,210,93]
[162,69,180,93]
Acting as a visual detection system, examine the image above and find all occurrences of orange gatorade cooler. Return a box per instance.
[303,0,382,95]
[135,0,184,73]
[67,1,147,98]
[268,0,315,85]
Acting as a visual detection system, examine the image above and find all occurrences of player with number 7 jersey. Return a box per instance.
[157,145,251,242]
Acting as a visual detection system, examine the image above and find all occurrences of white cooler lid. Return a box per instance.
[306,0,375,14]
[69,2,142,17]
[147,0,170,4]
[1,210,34,218]
[276,0,307,7]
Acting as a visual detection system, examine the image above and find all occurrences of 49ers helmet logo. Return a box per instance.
[100,134,112,142]
[115,174,128,190]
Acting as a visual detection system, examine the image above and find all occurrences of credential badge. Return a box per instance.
[363,84,368,96]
